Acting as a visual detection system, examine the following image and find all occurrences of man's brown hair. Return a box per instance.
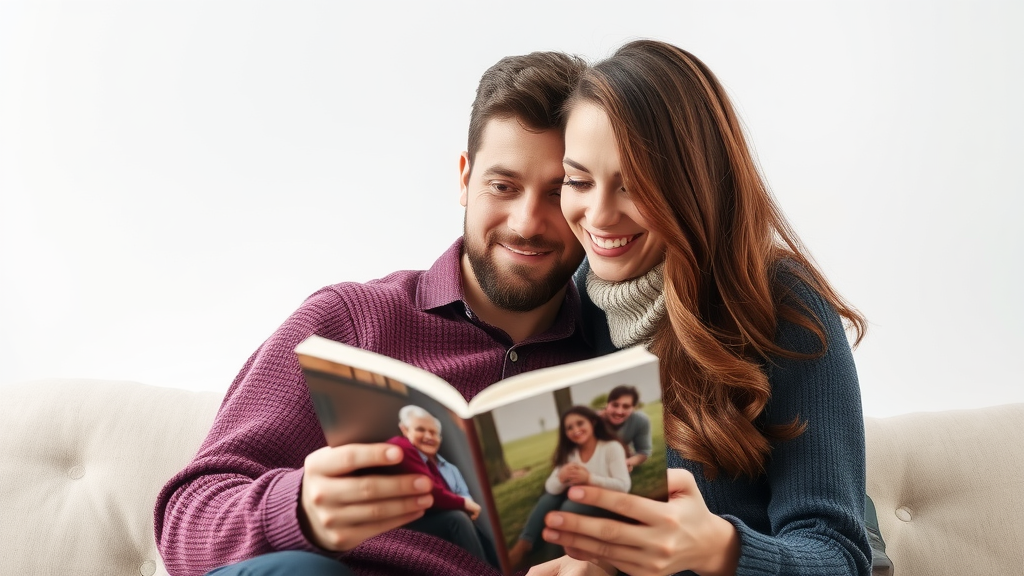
[607,385,639,406]
[466,51,587,167]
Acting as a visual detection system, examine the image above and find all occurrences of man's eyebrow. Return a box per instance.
[481,165,521,180]
[563,158,591,173]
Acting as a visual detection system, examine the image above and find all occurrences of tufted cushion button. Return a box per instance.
[68,465,85,479]
[140,559,156,576]
[895,505,913,522]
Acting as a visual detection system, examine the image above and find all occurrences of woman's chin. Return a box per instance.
[587,258,645,283]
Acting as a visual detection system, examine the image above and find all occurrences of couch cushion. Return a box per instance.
[865,403,1024,576]
[0,379,221,576]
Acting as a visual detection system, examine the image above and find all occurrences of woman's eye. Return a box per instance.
[562,178,592,191]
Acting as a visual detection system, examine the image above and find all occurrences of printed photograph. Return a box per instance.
[474,363,667,570]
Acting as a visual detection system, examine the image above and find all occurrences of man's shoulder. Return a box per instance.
[312,239,463,313]
[628,410,651,425]
[319,269,425,300]
[598,439,627,456]
[386,435,417,453]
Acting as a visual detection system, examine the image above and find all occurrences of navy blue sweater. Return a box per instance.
[576,260,872,576]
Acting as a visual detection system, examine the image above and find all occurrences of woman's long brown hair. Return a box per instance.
[572,40,866,479]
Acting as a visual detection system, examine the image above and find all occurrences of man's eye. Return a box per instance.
[562,178,592,191]
[489,182,514,193]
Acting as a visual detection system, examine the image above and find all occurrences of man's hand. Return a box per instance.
[464,497,482,521]
[300,443,434,551]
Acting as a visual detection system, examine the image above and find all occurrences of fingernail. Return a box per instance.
[568,487,584,500]
[544,529,560,541]
[385,447,402,462]
[547,513,564,527]
[413,477,431,491]
[417,495,432,506]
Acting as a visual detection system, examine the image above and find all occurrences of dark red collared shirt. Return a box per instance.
[155,238,592,576]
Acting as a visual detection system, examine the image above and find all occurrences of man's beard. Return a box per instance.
[464,229,579,313]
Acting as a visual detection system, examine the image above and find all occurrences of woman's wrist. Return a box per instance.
[698,514,740,576]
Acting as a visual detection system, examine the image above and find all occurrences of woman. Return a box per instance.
[528,40,872,576]
[509,406,631,568]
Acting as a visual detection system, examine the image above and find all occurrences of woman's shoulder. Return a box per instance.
[768,258,849,354]
[596,439,627,455]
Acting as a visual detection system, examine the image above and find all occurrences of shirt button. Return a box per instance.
[509,350,518,362]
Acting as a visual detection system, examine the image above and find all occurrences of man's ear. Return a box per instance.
[459,151,470,207]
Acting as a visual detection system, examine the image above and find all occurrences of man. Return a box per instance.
[384,405,491,566]
[154,51,590,576]
[600,385,652,471]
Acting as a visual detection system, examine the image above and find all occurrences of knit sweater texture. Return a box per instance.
[154,239,593,576]
[575,258,872,576]
[586,261,666,348]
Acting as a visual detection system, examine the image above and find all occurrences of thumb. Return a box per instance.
[667,468,698,498]
[525,560,559,576]
[305,442,403,477]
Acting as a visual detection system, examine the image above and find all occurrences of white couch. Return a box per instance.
[2,378,1022,576]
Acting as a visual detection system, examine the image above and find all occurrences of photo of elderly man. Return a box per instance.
[385,405,496,567]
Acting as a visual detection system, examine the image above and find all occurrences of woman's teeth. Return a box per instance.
[590,233,635,249]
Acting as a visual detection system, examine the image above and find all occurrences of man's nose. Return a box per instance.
[508,192,548,239]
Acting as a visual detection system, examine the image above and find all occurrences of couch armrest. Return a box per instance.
[865,403,1024,576]
[0,379,221,576]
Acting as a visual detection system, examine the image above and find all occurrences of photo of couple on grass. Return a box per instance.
[484,381,668,570]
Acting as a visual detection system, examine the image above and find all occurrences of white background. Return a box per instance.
[2,1,1022,417]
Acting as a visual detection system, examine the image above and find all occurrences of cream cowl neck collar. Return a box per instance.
[585,260,667,349]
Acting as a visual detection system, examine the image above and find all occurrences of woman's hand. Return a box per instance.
[539,469,740,576]
[559,463,591,486]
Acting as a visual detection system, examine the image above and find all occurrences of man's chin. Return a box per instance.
[466,241,578,312]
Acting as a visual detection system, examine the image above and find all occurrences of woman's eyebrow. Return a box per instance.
[562,157,591,173]
[564,157,622,181]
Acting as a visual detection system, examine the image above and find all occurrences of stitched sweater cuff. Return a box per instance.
[264,467,320,552]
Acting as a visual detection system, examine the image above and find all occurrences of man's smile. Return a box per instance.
[499,243,548,257]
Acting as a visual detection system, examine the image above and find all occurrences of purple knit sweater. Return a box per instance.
[154,239,593,576]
